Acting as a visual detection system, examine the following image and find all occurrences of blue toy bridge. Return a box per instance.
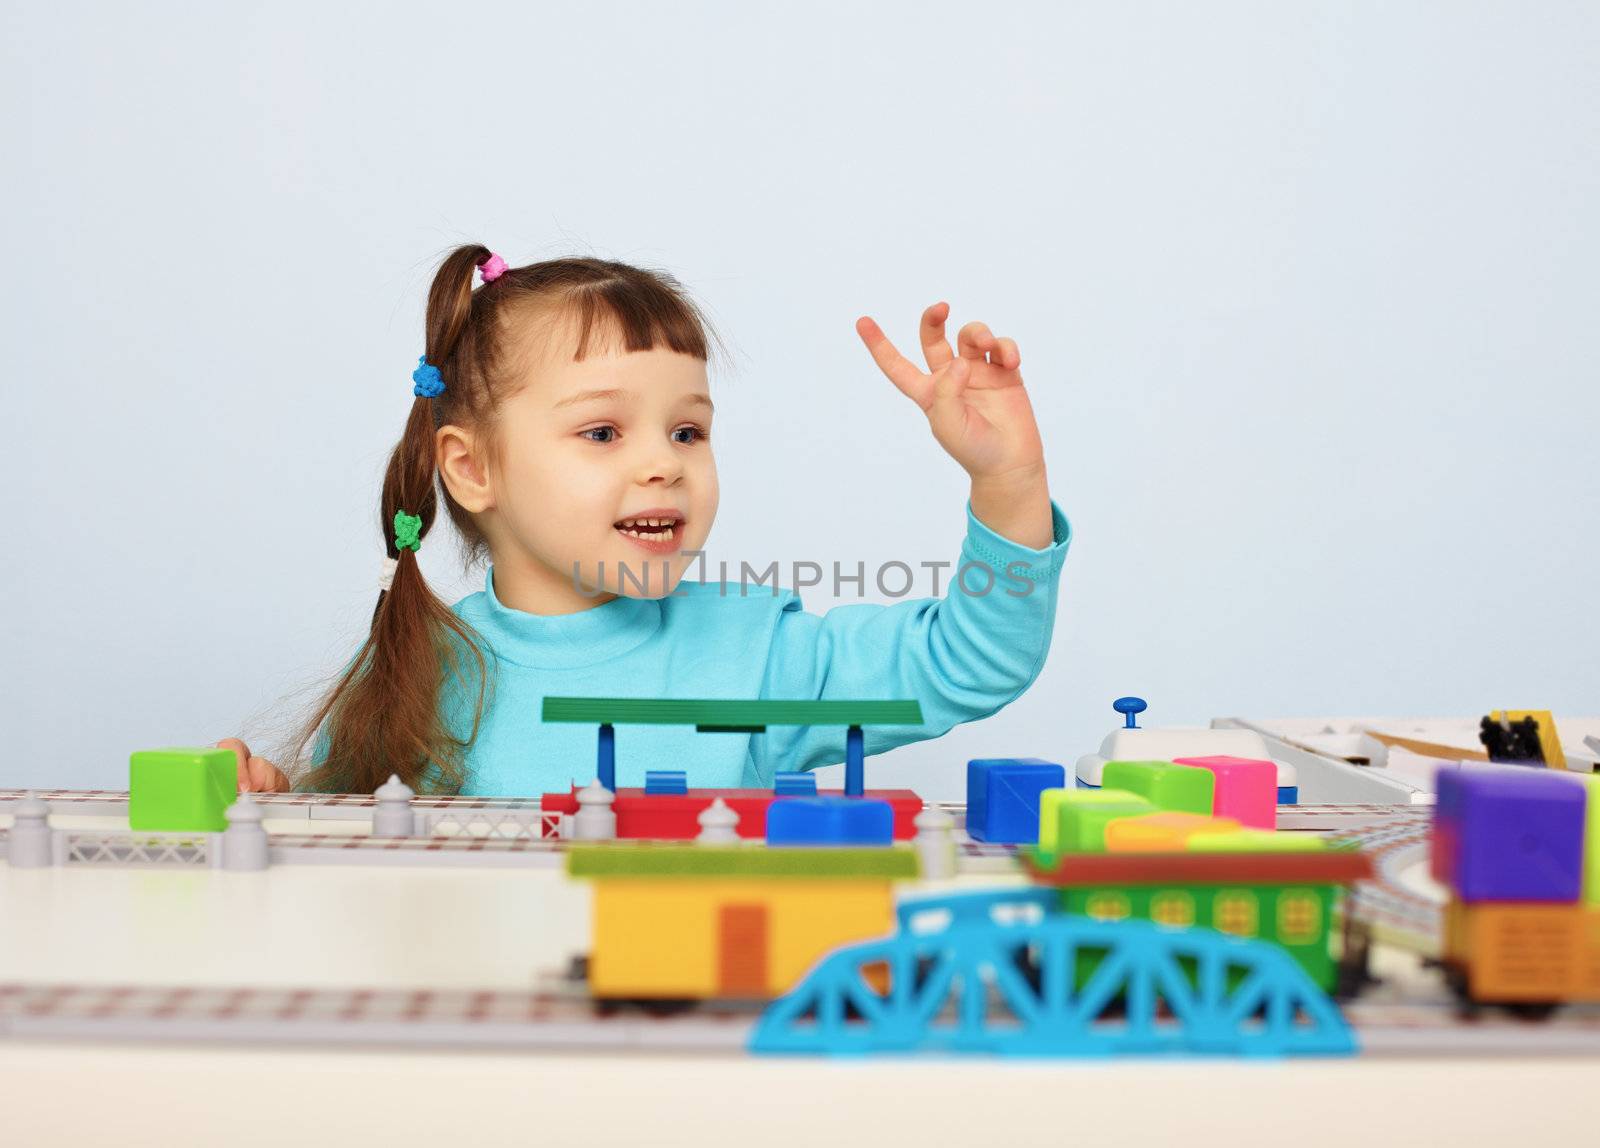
[750,889,1356,1057]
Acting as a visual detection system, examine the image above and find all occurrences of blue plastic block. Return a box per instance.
[766,796,893,846]
[966,758,1067,844]
[1433,768,1587,902]
[773,771,817,796]
[644,769,688,796]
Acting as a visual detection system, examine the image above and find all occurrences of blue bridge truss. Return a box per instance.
[750,889,1356,1057]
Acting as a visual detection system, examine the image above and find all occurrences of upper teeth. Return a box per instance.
[619,518,673,528]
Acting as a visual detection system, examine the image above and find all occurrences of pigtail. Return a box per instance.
[291,246,497,795]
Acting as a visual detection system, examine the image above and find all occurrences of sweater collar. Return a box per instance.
[467,565,664,669]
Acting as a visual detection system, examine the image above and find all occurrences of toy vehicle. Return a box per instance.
[1440,900,1600,1017]
[1432,765,1600,1015]
[567,842,917,1007]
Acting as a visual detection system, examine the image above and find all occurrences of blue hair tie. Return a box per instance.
[412,355,446,398]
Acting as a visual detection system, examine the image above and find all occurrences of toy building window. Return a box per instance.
[1085,891,1130,921]
[1213,890,1258,938]
[1276,890,1321,944]
[1149,891,1195,928]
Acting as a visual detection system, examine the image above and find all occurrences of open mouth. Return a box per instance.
[613,515,682,542]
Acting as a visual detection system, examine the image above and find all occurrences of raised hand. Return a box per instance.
[855,302,1045,485]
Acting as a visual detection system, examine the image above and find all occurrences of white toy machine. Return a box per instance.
[1075,697,1299,802]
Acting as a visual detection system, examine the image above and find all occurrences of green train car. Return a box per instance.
[1023,849,1374,991]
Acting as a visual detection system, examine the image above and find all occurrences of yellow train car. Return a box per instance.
[567,844,917,1000]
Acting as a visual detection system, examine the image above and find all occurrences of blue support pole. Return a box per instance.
[845,725,865,796]
[597,723,616,791]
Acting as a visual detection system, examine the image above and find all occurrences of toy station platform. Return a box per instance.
[4,712,1600,1146]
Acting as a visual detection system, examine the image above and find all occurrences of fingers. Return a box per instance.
[955,322,1021,369]
[956,320,997,362]
[216,738,252,791]
[919,302,954,372]
[248,756,290,794]
[855,316,932,408]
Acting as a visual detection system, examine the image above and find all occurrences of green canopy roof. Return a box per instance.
[568,843,919,879]
[542,697,923,732]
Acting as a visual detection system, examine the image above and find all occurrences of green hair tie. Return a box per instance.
[393,510,423,553]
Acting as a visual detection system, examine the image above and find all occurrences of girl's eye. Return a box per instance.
[582,425,707,445]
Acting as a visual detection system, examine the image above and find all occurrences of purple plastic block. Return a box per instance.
[1433,767,1587,902]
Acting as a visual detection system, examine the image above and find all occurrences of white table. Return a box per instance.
[5,720,1600,1146]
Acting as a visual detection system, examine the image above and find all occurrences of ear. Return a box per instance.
[436,424,494,513]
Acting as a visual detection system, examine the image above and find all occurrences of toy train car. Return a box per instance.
[1432,766,1600,1013]
[567,842,916,1006]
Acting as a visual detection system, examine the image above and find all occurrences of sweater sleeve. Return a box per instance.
[748,499,1072,783]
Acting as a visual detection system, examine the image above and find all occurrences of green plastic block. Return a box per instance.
[129,747,236,832]
[1574,773,1600,906]
[1101,760,1214,816]
[1041,788,1155,855]
[1185,828,1327,853]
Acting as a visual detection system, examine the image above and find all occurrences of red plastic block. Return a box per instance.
[542,787,924,840]
[1173,755,1276,829]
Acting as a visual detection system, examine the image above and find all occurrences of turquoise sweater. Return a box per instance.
[330,500,1071,797]
[451,500,1070,796]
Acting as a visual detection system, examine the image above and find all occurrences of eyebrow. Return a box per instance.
[552,388,715,413]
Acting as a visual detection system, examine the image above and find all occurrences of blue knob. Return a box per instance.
[1112,696,1146,729]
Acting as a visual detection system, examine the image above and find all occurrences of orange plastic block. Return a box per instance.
[1104,812,1240,853]
[1446,901,1600,1003]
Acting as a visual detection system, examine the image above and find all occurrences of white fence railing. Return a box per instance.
[416,808,565,841]
[56,831,221,868]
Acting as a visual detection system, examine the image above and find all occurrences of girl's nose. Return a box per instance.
[636,446,684,485]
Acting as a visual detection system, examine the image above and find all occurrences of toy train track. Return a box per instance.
[5,981,1598,1056]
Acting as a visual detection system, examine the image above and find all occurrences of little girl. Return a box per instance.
[224,245,1072,797]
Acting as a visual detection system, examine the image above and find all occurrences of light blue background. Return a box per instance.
[5,3,1596,796]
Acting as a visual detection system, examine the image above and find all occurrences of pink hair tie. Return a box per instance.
[479,252,508,283]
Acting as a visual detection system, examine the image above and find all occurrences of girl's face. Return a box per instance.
[439,321,719,615]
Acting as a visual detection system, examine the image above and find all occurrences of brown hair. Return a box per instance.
[286,245,724,795]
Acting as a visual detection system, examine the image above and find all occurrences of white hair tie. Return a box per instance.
[378,555,399,592]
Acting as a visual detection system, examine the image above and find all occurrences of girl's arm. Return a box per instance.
[748,303,1067,782]
[751,494,1070,781]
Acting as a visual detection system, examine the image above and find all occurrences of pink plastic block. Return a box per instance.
[1172,755,1276,829]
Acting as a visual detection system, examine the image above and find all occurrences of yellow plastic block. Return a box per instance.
[1185,828,1327,853]
[1104,812,1241,853]
[587,878,895,999]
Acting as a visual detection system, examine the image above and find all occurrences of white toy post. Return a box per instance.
[222,793,270,871]
[695,797,740,844]
[913,806,956,880]
[372,774,417,838]
[7,792,53,868]
[571,781,617,841]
